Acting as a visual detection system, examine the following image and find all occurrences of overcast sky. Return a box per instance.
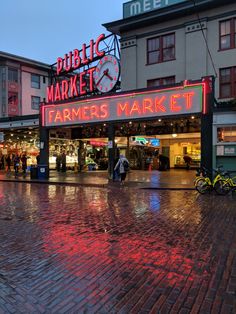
[1,0,125,65]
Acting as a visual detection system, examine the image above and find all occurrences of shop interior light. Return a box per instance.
[191,116,195,119]
[29,131,32,134]
[129,121,132,125]
[172,133,177,138]
[11,134,13,136]
[158,119,162,122]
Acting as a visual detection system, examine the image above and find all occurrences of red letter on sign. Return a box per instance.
[48,110,55,123]
[155,96,166,112]
[170,94,181,112]
[61,80,69,100]
[82,44,89,65]
[143,98,154,113]
[70,75,79,98]
[47,85,54,102]
[89,39,94,62]
[55,83,61,102]
[64,52,72,72]
[57,57,63,75]
[79,71,86,95]
[100,104,109,119]
[87,67,96,92]
[63,108,72,121]
[182,92,194,109]
[73,49,81,70]
[117,102,130,116]
[95,34,105,58]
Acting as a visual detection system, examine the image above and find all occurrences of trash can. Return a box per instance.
[37,164,49,179]
[30,165,38,179]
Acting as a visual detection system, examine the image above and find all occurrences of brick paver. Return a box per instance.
[0,182,236,313]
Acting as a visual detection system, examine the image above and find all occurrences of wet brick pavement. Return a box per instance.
[0,182,236,313]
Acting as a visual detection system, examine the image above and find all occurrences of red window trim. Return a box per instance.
[219,18,236,51]
[219,66,236,99]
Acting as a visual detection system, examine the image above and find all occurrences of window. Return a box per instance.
[147,76,175,88]
[219,18,236,50]
[31,96,41,110]
[147,33,175,64]
[220,66,236,98]
[31,74,40,89]
[217,127,236,143]
[8,68,18,82]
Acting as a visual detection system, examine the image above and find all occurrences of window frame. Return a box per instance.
[147,76,176,88]
[219,18,236,50]
[31,96,41,110]
[31,74,40,89]
[219,66,236,99]
[147,33,175,65]
[8,68,18,83]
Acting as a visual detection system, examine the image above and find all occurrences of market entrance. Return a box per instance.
[40,78,213,180]
[47,114,201,175]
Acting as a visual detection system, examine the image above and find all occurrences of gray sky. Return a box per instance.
[1,0,125,65]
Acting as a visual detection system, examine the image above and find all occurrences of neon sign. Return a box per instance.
[47,34,106,103]
[42,82,204,127]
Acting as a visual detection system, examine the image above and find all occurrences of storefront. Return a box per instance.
[0,115,39,170]
[39,68,214,179]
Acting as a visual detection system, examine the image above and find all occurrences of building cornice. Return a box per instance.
[103,0,235,35]
[0,51,51,71]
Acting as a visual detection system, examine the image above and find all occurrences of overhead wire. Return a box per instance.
[191,0,218,78]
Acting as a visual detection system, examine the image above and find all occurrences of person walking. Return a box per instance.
[13,154,20,176]
[61,151,66,172]
[56,154,61,172]
[114,154,129,186]
[6,154,11,172]
[21,154,27,175]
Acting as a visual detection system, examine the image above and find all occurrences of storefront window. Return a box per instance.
[217,127,236,143]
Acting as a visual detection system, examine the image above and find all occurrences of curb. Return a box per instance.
[0,178,195,191]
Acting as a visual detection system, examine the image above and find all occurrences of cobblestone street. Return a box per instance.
[0,182,236,313]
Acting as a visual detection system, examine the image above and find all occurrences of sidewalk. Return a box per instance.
[0,169,196,190]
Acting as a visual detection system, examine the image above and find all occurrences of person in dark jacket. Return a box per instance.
[6,154,11,172]
[21,154,27,174]
[13,154,20,175]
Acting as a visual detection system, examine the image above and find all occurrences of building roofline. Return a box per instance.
[0,51,51,70]
[103,0,234,35]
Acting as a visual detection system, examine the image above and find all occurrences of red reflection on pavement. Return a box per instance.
[43,223,199,287]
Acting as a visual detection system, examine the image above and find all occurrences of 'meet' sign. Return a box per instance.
[123,0,186,18]
[42,84,204,127]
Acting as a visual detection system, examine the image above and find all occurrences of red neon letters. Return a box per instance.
[44,90,198,126]
[117,93,194,116]
[48,103,109,124]
[47,34,105,103]
[56,34,105,75]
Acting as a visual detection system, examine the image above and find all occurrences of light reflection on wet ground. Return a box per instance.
[0,182,236,312]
